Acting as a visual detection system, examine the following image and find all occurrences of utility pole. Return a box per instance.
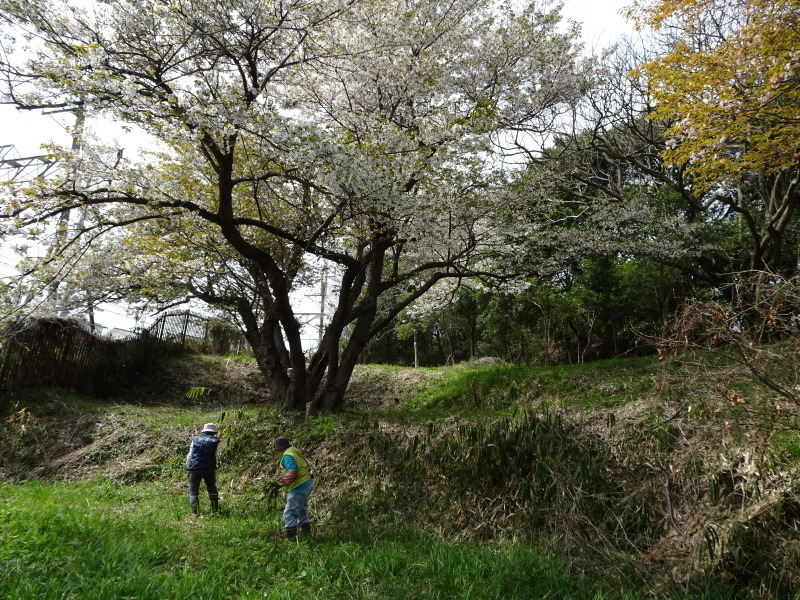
[296,265,329,352]
[40,102,85,320]
[318,266,327,345]
[53,102,85,251]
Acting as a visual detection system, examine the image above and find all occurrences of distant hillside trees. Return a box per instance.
[364,257,699,366]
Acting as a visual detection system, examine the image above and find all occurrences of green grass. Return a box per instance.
[401,356,662,414]
[2,388,106,415]
[2,350,798,600]
[0,479,742,600]
[531,357,660,410]
[402,364,537,413]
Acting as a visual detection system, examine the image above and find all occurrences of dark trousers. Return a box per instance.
[188,469,218,507]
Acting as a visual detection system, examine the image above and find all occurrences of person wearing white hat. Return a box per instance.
[186,423,221,514]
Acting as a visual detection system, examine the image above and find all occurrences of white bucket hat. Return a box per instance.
[201,422,218,434]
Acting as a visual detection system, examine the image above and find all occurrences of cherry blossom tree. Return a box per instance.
[0,0,591,411]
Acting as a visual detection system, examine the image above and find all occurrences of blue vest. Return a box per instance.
[186,433,220,470]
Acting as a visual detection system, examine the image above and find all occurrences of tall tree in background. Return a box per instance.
[627,0,800,276]
[520,4,799,299]
[0,0,591,411]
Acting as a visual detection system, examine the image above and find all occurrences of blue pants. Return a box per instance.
[283,482,313,528]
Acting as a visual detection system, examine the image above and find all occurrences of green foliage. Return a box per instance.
[771,431,800,463]
[707,498,800,598]
[402,364,534,412]
[435,409,610,502]
[367,255,705,368]
[212,405,282,468]
[2,350,799,599]
[186,386,213,399]
[352,408,625,547]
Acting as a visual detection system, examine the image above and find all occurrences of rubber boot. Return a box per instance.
[191,504,199,515]
[211,500,220,514]
[283,527,297,541]
[300,524,312,539]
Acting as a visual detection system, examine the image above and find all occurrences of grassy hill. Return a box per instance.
[1,351,798,599]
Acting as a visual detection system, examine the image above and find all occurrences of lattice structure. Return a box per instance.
[0,144,59,182]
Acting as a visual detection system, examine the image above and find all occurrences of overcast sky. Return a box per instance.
[563,0,632,47]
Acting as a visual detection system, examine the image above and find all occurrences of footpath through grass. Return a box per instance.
[0,478,742,600]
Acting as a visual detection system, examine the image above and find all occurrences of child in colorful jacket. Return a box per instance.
[273,436,313,540]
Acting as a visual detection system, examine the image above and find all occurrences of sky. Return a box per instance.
[0,0,634,154]
[0,0,634,334]
[562,0,633,48]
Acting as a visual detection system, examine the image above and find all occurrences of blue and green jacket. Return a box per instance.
[281,447,312,493]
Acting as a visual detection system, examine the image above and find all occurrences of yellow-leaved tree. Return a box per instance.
[621,0,800,279]
[628,0,800,188]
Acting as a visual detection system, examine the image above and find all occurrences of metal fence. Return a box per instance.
[146,311,248,355]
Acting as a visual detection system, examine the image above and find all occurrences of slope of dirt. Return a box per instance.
[117,353,271,406]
